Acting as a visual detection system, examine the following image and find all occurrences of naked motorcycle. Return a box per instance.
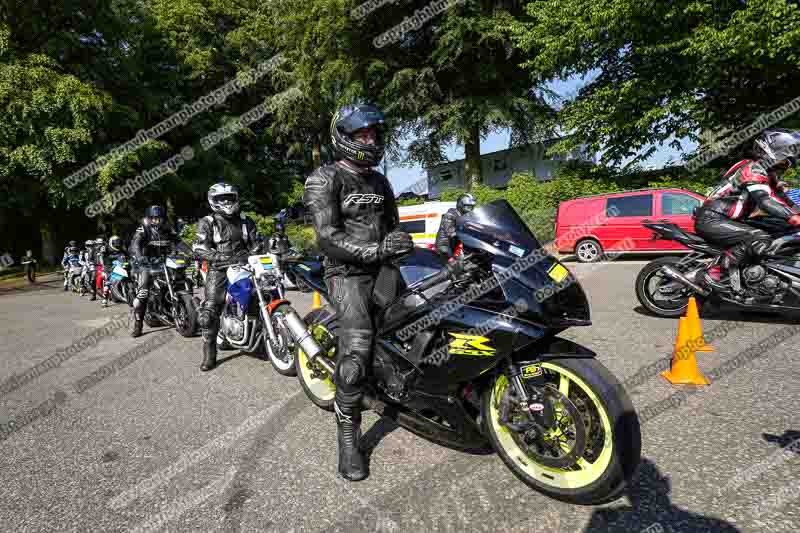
[137,255,198,337]
[636,216,800,317]
[214,253,300,376]
[295,200,641,505]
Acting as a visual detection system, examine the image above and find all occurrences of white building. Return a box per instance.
[426,139,595,198]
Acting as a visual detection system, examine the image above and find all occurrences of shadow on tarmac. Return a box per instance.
[582,458,741,532]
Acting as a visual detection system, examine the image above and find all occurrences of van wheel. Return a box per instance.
[576,239,603,263]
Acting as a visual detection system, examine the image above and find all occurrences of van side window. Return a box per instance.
[400,220,426,233]
[606,194,653,217]
[662,193,700,215]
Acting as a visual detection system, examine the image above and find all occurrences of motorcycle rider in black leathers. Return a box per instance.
[303,102,414,481]
[696,129,800,295]
[435,193,476,258]
[192,183,261,371]
[99,235,127,307]
[129,206,191,337]
[79,239,98,301]
[268,211,292,282]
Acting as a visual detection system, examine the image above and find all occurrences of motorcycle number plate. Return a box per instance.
[521,364,543,379]
[547,264,569,283]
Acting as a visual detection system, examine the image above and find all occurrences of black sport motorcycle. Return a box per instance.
[295,200,641,505]
[636,216,800,317]
[135,255,198,337]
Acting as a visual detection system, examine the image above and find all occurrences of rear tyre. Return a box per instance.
[575,239,603,263]
[635,257,693,317]
[295,306,339,412]
[483,358,641,505]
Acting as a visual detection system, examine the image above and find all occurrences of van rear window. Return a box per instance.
[606,195,652,217]
[400,220,426,233]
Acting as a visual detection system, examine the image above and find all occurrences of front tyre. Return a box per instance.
[635,257,693,317]
[265,303,297,376]
[174,293,198,337]
[295,306,339,412]
[483,358,641,505]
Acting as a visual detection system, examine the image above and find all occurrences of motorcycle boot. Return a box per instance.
[332,327,373,481]
[198,302,219,371]
[129,288,147,338]
[334,396,368,481]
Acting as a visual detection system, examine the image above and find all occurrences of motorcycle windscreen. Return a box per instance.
[227,278,253,312]
[455,199,542,261]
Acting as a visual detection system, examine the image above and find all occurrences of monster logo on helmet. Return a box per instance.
[207,182,240,218]
[330,102,387,167]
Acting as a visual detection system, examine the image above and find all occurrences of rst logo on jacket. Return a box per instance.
[344,193,384,205]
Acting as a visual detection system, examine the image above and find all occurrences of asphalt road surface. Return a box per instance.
[1,264,799,533]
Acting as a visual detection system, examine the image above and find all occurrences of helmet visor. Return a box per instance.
[336,105,386,134]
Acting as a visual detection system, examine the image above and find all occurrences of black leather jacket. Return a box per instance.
[435,208,459,257]
[303,162,399,276]
[191,212,260,269]
[130,223,190,263]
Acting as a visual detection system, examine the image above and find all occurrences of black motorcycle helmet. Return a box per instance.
[456,193,477,216]
[145,205,166,228]
[68,240,77,248]
[68,246,79,255]
[330,102,387,167]
[753,129,800,173]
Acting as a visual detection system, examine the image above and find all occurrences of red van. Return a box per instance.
[555,188,706,262]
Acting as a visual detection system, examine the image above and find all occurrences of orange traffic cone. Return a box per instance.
[312,291,321,310]
[661,317,710,386]
[685,297,714,352]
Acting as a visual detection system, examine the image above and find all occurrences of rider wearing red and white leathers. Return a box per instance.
[695,129,800,292]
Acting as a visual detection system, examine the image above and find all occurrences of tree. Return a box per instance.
[364,0,555,189]
[512,0,800,169]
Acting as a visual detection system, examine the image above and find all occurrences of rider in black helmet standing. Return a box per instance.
[129,206,190,337]
[303,102,413,481]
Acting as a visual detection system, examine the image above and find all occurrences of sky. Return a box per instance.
[386,74,699,194]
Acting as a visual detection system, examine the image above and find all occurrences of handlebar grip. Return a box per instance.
[410,268,451,293]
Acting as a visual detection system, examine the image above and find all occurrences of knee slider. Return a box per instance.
[336,356,365,386]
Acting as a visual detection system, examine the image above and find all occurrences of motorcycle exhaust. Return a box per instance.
[660,266,710,296]
[283,310,335,375]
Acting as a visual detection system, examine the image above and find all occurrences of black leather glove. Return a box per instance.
[378,231,414,261]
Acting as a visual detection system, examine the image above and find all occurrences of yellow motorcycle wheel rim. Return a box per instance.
[489,363,613,489]
[297,324,336,402]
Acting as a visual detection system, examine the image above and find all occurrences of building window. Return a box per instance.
[493,158,507,171]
